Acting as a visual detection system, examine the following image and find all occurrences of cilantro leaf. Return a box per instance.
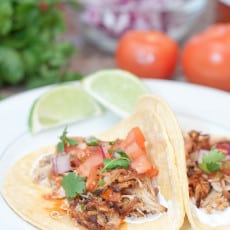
[57,127,78,152]
[57,142,64,153]
[114,150,129,158]
[207,162,222,172]
[85,137,99,146]
[103,155,130,171]
[61,172,86,199]
[198,149,225,173]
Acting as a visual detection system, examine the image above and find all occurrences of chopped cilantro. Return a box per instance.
[102,152,130,171]
[113,150,129,158]
[57,127,78,153]
[61,172,86,199]
[85,136,99,146]
[198,149,225,174]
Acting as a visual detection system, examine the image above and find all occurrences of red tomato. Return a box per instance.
[77,151,103,177]
[116,30,179,79]
[86,166,99,192]
[122,142,145,161]
[131,155,158,177]
[182,24,230,91]
[120,127,158,176]
[121,127,146,151]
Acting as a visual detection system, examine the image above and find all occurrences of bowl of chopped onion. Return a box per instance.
[78,0,208,52]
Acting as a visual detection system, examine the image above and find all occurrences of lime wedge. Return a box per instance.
[81,69,151,117]
[29,84,103,133]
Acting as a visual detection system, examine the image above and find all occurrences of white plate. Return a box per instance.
[0,79,230,229]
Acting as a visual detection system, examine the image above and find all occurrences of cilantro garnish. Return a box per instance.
[198,149,225,174]
[85,136,99,146]
[57,127,78,152]
[102,151,130,171]
[61,172,86,199]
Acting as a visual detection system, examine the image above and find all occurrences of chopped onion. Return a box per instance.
[99,145,106,159]
[214,142,230,155]
[190,150,209,163]
[52,154,71,175]
[80,0,194,39]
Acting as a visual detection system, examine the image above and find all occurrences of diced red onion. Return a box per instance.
[52,154,71,175]
[190,150,209,163]
[80,0,188,38]
[214,142,230,155]
[99,145,106,159]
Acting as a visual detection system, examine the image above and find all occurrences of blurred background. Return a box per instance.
[0,0,229,98]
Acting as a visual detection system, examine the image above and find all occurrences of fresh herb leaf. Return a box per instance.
[103,156,130,171]
[85,137,99,146]
[57,127,78,152]
[68,138,78,146]
[114,150,129,158]
[109,141,115,145]
[57,141,64,153]
[61,172,86,199]
[207,162,221,172]
[198,149,225,173]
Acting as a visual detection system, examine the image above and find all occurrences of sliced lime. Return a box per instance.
[81,69,151,117]
[29,84,103,133]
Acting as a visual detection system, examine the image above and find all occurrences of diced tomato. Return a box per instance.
[86,166,99,192]
[121,127,146,151]
[122,142,145,161]
[131,155,158,176]
[77,151,103,177]
[119,127,158,176]
[71,159,81,167]
[67,147,87,160]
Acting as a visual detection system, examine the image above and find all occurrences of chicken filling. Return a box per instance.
[31,128,167,230]
[186,130,230,214]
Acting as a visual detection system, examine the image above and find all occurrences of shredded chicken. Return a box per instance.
[68,169,166,230]
[31,153,54,186]
[200,191,229,214]
[185,130,210,155]
[188,170,211,207]
[186,130,230,213]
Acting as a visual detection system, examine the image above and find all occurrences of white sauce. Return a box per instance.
[126,191,170,224]
[190,200,230,227]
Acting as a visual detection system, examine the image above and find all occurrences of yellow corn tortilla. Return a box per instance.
[180,133,230,230]
[3,95,185,230]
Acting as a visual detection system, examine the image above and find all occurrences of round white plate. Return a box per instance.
[0,79,230,229]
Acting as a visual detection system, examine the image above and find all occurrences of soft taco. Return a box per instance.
[3,95,185,230]
[182,130,230,230]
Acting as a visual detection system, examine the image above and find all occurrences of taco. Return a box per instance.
[182,130,230,230]
[3,95,185,230]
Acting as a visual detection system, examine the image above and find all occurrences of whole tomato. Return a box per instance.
[115,30,179,79]
[182,24,230,91]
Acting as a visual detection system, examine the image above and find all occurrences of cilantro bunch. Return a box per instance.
[0,0,81,89]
